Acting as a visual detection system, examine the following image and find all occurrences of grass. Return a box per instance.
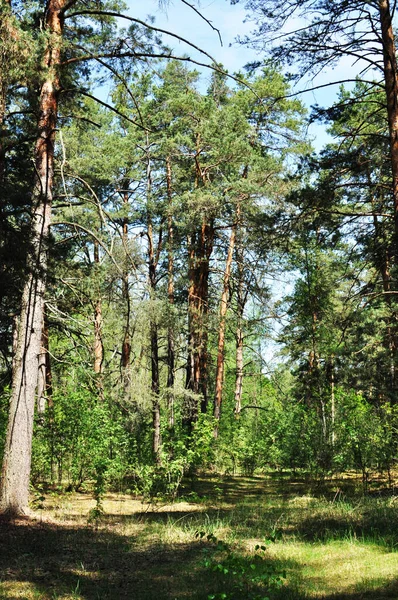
[1,472,398,599]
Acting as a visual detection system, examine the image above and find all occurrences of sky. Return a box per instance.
[125,0,362,150]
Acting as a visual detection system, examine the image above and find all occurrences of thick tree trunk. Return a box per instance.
[166,157,175,429]
[185,137,214,425]
[214,224,236,436]
[185,219,214,426]
[0,0,65,516]
[379,0,398,261]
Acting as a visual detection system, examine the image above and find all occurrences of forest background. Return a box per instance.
[1,0,398,518]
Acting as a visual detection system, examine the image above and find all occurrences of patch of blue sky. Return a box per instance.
[122,1,371,151]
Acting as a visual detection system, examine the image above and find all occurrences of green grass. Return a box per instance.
[1,473,398,599]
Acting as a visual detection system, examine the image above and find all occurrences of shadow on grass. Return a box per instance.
[294,509,398,549]
[180,475,398,550]
[0,517,398,600]
[0,517,205,599]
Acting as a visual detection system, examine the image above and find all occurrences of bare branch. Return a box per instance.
[180,0,223,46]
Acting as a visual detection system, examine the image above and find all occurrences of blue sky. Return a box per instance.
[125,0,364,150]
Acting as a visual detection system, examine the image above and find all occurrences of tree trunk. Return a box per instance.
[0,0,65,516]
[234,212,246,418]
[185,234,199,429]
[185,218,214,426]
[0,38,6,184]
[234,325,244,418]
[93,239,104,400]
[379,0,398,261]
[0,0,13,183]
[166,156,175,429]
[121,187,132,398]
[198,219,213,413]
[330,354,335,448]
[185,137,214,425]
[146,145,162,463]
[372,208,397,400]
[151,317,161,462]
[37,311,53,414]
[214,223,236,436]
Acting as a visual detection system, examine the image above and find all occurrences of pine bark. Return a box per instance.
[379,0,398,260]
[186,219,214,423]
[185,136,214,424]
[0,0,65,515]
[93,239,104,401]
[213,223,236,436]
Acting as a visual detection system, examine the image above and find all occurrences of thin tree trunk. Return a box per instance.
[232,195,246,419]
[151,317,161,461]
[330,354,335,448]
[0,0,65,516]
[146,143,162,463]
[166,156,175,429]
[234,227,245,418]
[372,208,397,399]
[0,45,6,184]
[214,223,236,437]
[93,239,104,400]
[234,325,244,417]
[37,311,53,414]
[198,219,213,413]
[0,0,12,183]
[121,187,131,398]
[234,236,246,416]
[184,234,198,430]
[11,314,19,379]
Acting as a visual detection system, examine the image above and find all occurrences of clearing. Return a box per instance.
[1,473,398,599]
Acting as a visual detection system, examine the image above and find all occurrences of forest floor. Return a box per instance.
[1,472,398,599]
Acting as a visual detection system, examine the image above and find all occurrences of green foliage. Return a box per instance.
[131,461,185,500]
[32,381,129,490]
[197,532,285,600]
[88,458,108,523]
[333,389,398,479]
